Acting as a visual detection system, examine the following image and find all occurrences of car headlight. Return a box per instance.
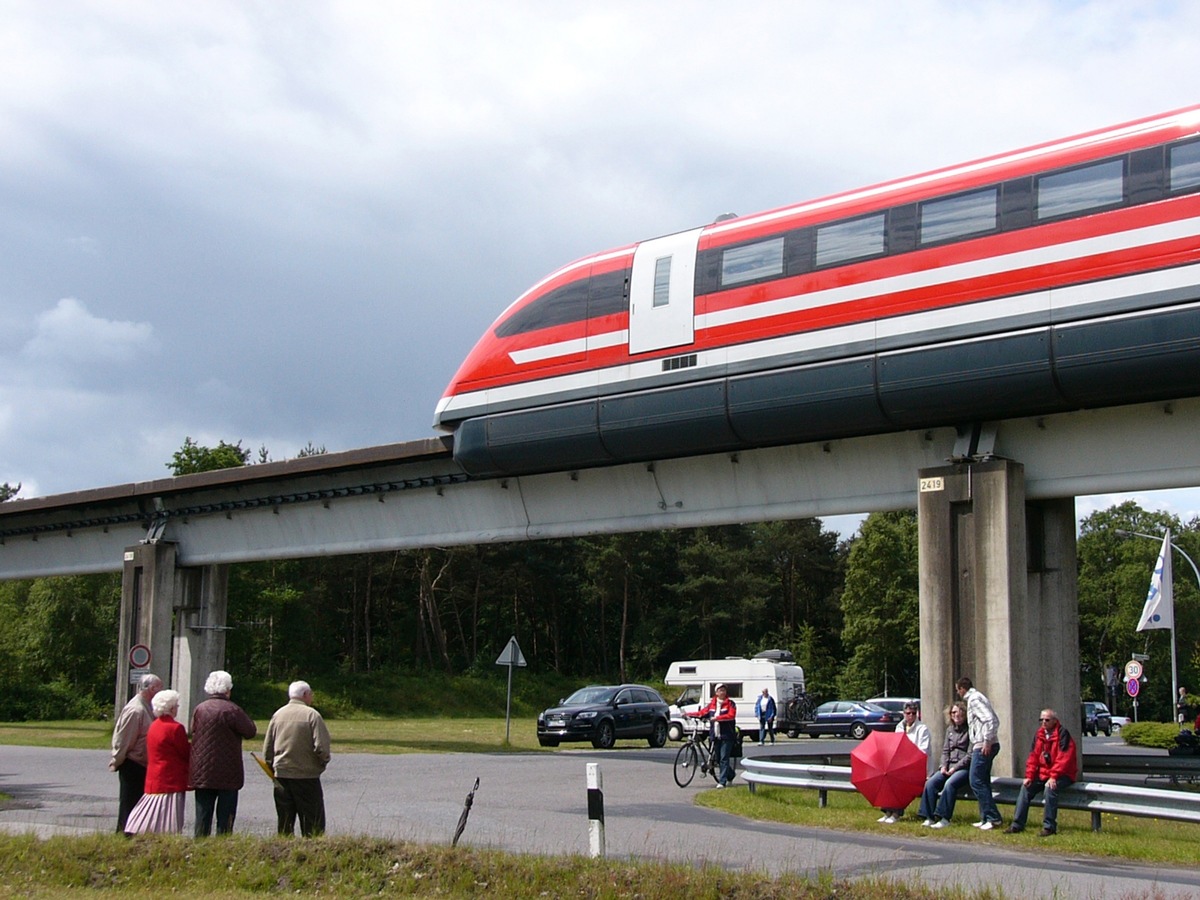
[575,711,597,720]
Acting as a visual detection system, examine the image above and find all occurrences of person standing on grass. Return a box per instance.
[190,670,257,836]
[264,680,331,836]
[109,672,162,833]
[956,676,1002,831]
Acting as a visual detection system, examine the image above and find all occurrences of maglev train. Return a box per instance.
[435,106,1200,478]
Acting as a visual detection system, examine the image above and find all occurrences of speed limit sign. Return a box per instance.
[1125,659,1144,680]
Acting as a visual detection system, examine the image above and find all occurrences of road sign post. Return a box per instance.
[495,635,527,744]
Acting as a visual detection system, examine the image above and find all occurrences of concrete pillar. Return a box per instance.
[173,564,231,720]
[1023,498,1081,767]
[117,542,231,721]
[116,543,179,714]
[917,459,1080,777]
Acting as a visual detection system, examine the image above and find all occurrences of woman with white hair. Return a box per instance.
[124,688,190,835]
[190,670,256,836]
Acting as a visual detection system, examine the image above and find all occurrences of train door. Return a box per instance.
[627,227,702,354]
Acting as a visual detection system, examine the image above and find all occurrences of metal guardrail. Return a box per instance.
[1081,752,1200,784]
[739,757,1200,831]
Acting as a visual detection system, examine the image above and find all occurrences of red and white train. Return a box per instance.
[435,106,1200,477]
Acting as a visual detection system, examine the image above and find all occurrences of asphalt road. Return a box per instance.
[1,737,1198,898]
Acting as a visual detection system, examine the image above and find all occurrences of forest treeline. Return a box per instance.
[0,440,1196,723]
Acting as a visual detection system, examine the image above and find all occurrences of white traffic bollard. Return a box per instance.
[587,762,605,858]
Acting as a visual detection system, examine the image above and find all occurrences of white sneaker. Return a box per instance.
[877,814,891,823]
[921,819,934,827]
[971,821,985,828]
[979,821,996,831]
[882,815,898,824]
[931,819,951,829]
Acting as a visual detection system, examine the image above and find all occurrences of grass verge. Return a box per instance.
[0,832,1025,899]
[700,783,1200,866]
[0,717,675,755]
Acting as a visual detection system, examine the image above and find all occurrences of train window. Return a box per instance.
[815,213,885,267]
[1035,158,1124,220]
[588,267,629,318]
[919,187,998,244]
[720,237,785,287]
[1169,139,1200,193]
[494,277,591,337]
[653,256,672,307]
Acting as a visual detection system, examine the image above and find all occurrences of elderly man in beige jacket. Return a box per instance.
[264,680,331,836]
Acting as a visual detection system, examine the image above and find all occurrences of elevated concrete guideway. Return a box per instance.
[3,397,1200,775]
[4,398,1200,576]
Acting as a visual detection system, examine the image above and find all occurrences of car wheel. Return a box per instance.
[648,719,668,748]
[850,722,868,740]
[1102,725,1112,737]
[592,720,616,749]
[786,729,799,739]
[667,722,683,742]
[538,738,559,748]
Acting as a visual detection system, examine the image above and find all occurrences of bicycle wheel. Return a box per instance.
[674,741,700,787]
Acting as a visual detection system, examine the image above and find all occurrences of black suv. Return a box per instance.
[1082,701,1113,737]
[538,684,670,749]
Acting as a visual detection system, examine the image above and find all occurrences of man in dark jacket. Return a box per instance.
[190,670,257,836]
[1004,708,1078,836]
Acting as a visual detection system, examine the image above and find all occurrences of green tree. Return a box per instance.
[1077,502,1198,720]
[167,437,251,475]
[0,481,19,502]
[0,574,119,719]
[837,511,919,699]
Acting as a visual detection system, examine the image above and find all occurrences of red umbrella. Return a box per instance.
[850,730,928,810]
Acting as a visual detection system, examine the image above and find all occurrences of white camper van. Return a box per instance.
[664,650,806,741]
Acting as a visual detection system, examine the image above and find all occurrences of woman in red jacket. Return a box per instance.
[124,689,190,835]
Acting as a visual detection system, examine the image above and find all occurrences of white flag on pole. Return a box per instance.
[1137,531,1174,631]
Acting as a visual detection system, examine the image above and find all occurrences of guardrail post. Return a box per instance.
[587,763,604,858]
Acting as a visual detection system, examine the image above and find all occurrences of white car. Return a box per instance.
[1110,715,1131,733]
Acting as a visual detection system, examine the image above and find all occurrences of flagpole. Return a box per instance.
[1129,527,1179,721]
[1168,528,1179,725]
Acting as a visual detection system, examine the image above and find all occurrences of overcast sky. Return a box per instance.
[2,1,1200,532]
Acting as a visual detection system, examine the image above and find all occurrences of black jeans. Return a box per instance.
[194,788,240,836]
[274,777,325,837]
[116,760,146,833]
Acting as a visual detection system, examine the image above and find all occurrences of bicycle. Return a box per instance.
[673,718,720,788]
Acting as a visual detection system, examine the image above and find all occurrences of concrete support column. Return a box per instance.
[117,542,231,721]
[116,543,179,714]
[173,564,231,720]
[1023,498,1080,765]
[918,459,1080,777]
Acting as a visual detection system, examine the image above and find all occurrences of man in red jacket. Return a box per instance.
[1004,708,1078,836]
[687,683,738,787]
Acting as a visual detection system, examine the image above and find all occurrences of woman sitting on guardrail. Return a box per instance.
[919,702,970,829]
